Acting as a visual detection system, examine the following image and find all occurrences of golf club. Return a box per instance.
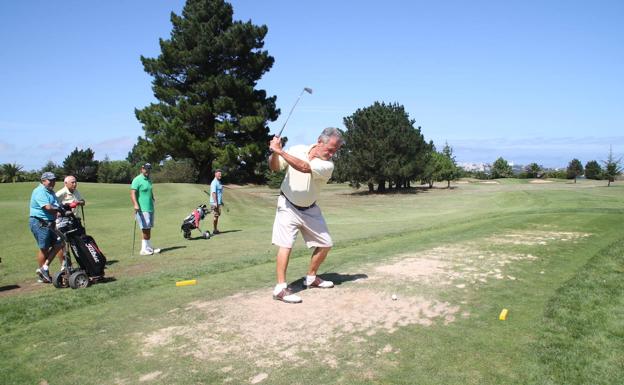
[277,87,313,137]
[131,216,137,257]
[80,205,86,231]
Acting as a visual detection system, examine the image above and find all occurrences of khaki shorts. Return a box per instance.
[272,195,333,249]
[211,205,221,218]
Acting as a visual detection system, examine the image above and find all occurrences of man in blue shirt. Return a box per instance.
[29,172,64,283]
[209,169,224,234]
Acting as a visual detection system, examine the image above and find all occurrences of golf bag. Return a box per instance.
[54,207,107,288]
[181,204,211,239]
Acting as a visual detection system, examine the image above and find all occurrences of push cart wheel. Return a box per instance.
[53,271,69,288]
[203,231,211,239]
[69,271,89,289]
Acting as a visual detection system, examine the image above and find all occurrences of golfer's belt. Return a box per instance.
[280,191,316,211]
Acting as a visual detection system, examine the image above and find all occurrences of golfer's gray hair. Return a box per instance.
[318,127,344,146]
[64,175,77,184]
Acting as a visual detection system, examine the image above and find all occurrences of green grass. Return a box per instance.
[0,179,623,384]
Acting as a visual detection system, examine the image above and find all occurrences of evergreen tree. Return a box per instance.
[63,148,99,182]
[135,0,278,183]
[336,102,428,193]
[491,157,513,178]
[439,142,459,188]
[602,146,622,187]
[566,158,583,183]
[584,160,602,180]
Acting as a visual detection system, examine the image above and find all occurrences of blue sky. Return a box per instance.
[1,0,622,170]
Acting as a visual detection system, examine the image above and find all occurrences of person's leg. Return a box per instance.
[276,247,292,284]
[212,206,220,233]
[300,207,334,289]
[273,246,302,303]
[55,246,66,265]
[37,249,47,268]
[141,212,160,254]
[307,246,331,276]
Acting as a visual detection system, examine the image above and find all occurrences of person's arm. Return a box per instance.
[269,136,311,174]
[130,189,140,212]
[76,190,85,206]
[42,204,61,217]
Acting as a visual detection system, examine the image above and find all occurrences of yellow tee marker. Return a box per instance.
[176,279,197,287]
[499,308,509,320]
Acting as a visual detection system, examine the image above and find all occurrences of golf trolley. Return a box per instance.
[51,205,107,289]
[180,204,211,240]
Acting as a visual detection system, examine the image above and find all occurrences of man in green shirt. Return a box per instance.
[130,163,160,255]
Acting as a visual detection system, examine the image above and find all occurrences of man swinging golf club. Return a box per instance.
[268,127,344,303]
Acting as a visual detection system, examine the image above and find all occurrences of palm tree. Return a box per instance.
[1,163,24,183]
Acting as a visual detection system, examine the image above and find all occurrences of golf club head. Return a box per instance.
[304,87,313,94]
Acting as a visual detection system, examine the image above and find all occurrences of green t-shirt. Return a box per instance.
[131,174,154,212]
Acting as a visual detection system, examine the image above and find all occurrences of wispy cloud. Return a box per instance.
[0,140,15,153]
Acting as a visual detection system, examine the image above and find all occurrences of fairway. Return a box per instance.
[1,179,623,385]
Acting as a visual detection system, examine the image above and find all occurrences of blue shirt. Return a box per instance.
[210,178,223,205]
[30,184,60,221]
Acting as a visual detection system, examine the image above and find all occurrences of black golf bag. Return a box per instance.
[181,204,211,239]
[53,208,107,288]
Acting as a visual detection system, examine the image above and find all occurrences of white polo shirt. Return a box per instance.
[278,144,334,207]
[56,186,84,213]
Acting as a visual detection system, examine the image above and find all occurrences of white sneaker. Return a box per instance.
[140,248,153,256]
[151,248,161,254]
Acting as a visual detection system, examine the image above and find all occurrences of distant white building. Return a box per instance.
[458,162,491,173]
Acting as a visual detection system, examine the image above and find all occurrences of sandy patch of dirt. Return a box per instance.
[139,371,162,382]
[141,285,458,369]
[529,179,553,183]
[249,373,269,384]
[488,230,591,245]
[372,246,538,287]
[479,181,499,184]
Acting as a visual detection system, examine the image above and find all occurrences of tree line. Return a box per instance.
[488,148,622,186]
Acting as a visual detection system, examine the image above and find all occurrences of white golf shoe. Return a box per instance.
[272,288,302,304]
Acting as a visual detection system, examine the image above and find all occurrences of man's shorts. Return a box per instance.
[29,217,62,249]
[272,195,333,249]
[211,205,221,218]
[136,211,155,230]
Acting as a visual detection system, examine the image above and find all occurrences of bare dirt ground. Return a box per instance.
[135,228,591,384]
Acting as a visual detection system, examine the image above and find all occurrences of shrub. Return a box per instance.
[98,159,134,184]
[151,159,198,183]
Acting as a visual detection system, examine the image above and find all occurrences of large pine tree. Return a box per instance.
[135,0,278,183]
